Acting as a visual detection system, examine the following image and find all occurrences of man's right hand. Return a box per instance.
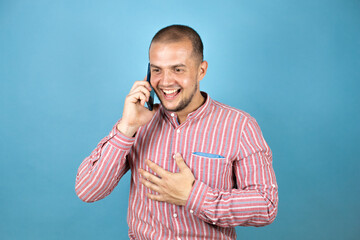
[117,78,159,137]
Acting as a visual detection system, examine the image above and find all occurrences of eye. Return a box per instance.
[152,68,160,73]
[175,68,184,73]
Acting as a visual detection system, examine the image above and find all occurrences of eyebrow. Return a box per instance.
[150,64,186,69]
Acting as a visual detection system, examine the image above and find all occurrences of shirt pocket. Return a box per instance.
[188,153,231,190]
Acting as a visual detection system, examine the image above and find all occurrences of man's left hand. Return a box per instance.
[139,153,195,206]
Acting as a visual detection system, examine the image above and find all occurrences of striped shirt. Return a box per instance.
[75,93,278,240]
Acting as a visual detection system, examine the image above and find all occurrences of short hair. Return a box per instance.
[150,24,204,62]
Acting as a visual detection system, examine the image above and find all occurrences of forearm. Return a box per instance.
[185,129,278,228]
[185,180,278,227]
[75,123,135,202]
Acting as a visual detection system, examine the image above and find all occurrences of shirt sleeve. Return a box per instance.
[184,117,278,227]
[75,120,135,203]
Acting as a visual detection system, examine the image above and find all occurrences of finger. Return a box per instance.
[143,76,152,91]
[130,81,144,92]
[138,168,162,185]
[139,178,162,193]
[130,80,152,93]
[143,75,153,90]
[147,193,165,202]
[145,159,169,177]
[127,91,148,105]
[129,86,151,100]
[134,87,150,102]
[174,153,189,171]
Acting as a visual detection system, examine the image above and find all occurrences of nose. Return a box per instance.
[160,69,173,86]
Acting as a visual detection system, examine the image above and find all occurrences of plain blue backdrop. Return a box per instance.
[1,0,359,239]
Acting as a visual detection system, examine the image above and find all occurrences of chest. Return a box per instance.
[129,119,240,190]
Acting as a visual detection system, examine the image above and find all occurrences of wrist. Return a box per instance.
[181,178,195,206]
[117,120,138,138]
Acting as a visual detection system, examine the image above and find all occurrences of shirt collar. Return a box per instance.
[160,91,213,126]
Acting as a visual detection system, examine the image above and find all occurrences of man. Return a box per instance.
[75,25,278,239]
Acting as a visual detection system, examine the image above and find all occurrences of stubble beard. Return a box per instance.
[158,82,198,113]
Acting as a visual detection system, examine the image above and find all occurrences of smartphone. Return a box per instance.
[146,63,155,111]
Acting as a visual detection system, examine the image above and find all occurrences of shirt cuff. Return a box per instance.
[108,127,136,151]
[184,180,208,216]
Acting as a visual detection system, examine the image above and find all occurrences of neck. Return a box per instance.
[176,92,205,124]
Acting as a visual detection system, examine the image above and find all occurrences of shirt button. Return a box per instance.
[212,222,216,225]
[171,113,175,117]
[177,129,180,134]
[173,213,178,218]
[190,209,194,214]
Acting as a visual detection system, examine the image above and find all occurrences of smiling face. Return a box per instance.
[149,39,208,117]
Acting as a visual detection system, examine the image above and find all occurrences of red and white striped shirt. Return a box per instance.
[75,93,278,240]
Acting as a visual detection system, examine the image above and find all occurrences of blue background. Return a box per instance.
[1,0,359,239]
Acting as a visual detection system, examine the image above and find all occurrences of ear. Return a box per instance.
[198,60,208,81]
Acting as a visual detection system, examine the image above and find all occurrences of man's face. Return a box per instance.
[149,39,207,114]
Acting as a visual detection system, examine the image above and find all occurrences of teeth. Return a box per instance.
[162,89,178,94]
